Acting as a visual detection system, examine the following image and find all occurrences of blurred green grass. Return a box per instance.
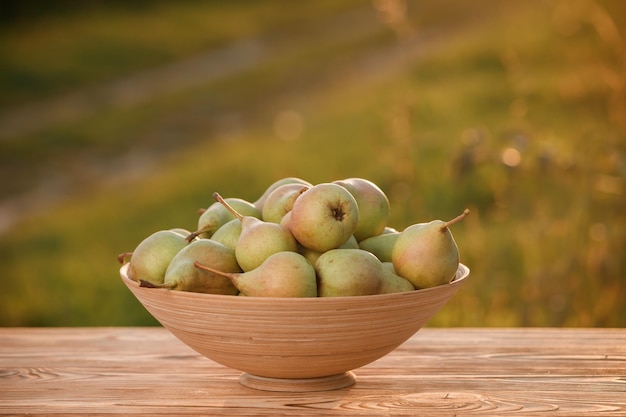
[0,0,624,327]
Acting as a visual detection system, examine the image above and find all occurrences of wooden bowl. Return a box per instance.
[120,262,469,392]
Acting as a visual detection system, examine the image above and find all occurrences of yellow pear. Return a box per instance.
[392,209,469,289]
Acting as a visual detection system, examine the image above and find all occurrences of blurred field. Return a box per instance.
[0,0,624,327]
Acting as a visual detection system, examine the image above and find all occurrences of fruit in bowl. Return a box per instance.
[118,177,470,391]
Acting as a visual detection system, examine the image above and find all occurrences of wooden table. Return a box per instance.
[1,327,624,416]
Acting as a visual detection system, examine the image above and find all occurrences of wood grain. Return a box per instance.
[1,327,625,416]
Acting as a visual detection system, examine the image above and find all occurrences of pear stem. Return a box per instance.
[185,193,243,242]
[194,261,237,281]
[117,252,133,264]
[185,231,200,242]
[443,208,470,229]
[213,192,244,221]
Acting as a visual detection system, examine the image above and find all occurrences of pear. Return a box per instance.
[341,235,360,249]
[315,248,383,297]
[210,218,242,250]
[195,251,317,297]
[358,231,400,262]
[187,197,260,241]
[297,243,320,266]
[214,192,297,271]
[261,183,310,223]
[392,209,469,289]
[334,178,390,241]
[286,183,359,252]
[298,235,359,266]
[142,239,239,294]
[118,230,187,285]
[253,177,312,211]
[379,262,415,294]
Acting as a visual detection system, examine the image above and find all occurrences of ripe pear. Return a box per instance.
[118,230,187,285]
[358,231,400,262]
[187,197,260,241]
[296,243,319,266]
[261,183,310,223]
[145,239,239,294]
[315,248,383,297]
[298,235,359,266]
[341,235,360,249]
[210,218,242,250]
[286,183,359,252]
[195,251,317,297]
[334,178,390,241]
[379,262,415,294]
[392,209,469,289]
[214,192,297,271]
[253,177,313,211]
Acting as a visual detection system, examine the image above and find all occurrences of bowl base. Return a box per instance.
[239,371,356,392]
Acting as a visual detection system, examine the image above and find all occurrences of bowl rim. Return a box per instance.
[120,262,469,303]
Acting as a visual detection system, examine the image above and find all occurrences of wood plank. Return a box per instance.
[0,327,624,416]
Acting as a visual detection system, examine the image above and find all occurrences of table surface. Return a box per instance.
[1,327,624,416]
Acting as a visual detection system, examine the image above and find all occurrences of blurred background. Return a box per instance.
[0,0,624,327]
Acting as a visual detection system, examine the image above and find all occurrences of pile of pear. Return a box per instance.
[118,177,469,298]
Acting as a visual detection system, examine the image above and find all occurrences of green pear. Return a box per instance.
[143,239,239,294]
[297,243,320,266]
[214,192,297,272]
[392,209,469,289]
[379,262,415,294]
[195,251,317,297]
[315,248,382,296]
[210,218,242,250]
[358,231,400,262]
[119,230,187,285]
[253,177,313,211]
[286,183,359,252]
[298,235,359,266]
[261,183,310,223]
[187,197,260,241]
[334,178,390,241]
[341,235,360,249]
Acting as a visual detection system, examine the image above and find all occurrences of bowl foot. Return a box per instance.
[239,371,356,392]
